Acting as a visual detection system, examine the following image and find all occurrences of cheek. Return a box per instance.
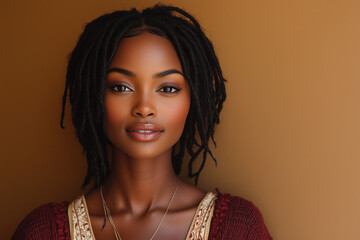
[165,97,191,133]
[104,97,128,136]
[167,88,191,135]
[105,103,122,123]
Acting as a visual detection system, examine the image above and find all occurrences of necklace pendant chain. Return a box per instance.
[100,180,178,240]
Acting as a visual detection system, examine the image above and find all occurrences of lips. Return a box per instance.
[126,123,163,142]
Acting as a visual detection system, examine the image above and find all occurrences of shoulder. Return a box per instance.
[12,202,70,240]
[209,191,272,240]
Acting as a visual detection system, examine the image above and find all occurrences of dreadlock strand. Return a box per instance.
[62,5,226,187]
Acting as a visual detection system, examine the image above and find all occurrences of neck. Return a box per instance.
[102,148,178,215]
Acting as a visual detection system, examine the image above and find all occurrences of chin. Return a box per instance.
[114,143,173,161]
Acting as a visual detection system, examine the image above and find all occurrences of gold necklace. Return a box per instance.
[100,180,178,240]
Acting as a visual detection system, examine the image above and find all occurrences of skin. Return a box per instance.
[85,32,206,240]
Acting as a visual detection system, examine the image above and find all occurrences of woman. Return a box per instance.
[13,5,272,240]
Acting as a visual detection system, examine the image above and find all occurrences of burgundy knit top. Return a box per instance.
[12,192,272,240]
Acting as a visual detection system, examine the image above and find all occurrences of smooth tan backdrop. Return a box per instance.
[1,0,359,239]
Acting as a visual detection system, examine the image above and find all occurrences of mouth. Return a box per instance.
[126,123,163,142]
[130,130,158,133]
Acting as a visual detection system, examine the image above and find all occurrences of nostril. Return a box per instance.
[135,112,154,117]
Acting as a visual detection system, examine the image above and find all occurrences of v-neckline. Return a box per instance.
[70,191,217,240]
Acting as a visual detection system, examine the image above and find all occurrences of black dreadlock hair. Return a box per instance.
[60,5,226,187]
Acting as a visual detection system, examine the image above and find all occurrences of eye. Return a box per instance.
[109,84,133,93]
[157,85,181,94]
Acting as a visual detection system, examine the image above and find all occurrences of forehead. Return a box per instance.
[108,32,182,72]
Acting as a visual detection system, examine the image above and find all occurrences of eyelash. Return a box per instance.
[157,84,181,94]
[109,83,181,94]
[109,84,132,93]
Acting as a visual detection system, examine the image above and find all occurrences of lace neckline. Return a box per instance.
[68,191,217,240]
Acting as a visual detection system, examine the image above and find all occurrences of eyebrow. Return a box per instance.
[107,67,135,77]
[107,67,183,78]
[154,69,183,78]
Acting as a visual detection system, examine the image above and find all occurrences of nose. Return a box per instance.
[131,93,156,118]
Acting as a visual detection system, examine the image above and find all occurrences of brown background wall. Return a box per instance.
[1,0,360,239]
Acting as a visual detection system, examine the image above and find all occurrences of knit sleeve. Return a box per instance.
[210,192,272,240]
[11,202,70,240]
[240,199,272,240]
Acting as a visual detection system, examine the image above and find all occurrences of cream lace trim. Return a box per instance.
[68,195,95,240]
[68,192,217,240]
[185,192,217,240]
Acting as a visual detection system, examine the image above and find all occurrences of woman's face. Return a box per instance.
[104,32,191,160]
